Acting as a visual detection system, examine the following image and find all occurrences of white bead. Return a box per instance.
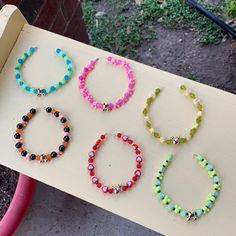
[185,133,191,140]
[151,92,156,98]
[193,123,199,129]
[159,137,166,144]
[193,98,200,104]
[144,116,149,122]
[185,89,191,96]
[197,111,202,116]
[149,128,154,134]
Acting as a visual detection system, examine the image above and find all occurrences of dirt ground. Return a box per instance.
[0,165,18,219]
[137,25,236,94]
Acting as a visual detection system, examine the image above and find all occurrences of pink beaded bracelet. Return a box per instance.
[78,56,136,111]
[87,133,143,194]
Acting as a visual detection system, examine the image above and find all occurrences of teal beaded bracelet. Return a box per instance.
[14,47,73,96]
[153,154,221,221]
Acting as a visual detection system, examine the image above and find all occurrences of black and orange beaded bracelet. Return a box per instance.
[14,107,70,163]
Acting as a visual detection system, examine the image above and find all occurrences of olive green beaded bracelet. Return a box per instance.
[143,85,203,145]
[153,154,221,221]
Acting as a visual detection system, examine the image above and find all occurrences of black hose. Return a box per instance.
[187,0,236,38]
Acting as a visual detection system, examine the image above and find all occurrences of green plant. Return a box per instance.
[225,0,236,18]
[82,0,224,58]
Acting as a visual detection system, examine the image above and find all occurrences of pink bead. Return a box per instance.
[108,103,114,110]
[59,114,63,119]
[64,132,69,136]
[79,84,85,89]
[78,76,85,81]
[83,67,89,73]
[107,56,112,62]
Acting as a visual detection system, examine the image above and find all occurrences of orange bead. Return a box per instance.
[36,155,40,161]
[18,147,24,153]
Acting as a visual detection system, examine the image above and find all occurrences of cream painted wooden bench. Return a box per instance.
[0,5,235,236]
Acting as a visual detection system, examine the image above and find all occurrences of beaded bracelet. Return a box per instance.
[78,56,135,111]
[14,107,70,163]
[153,154,221,221]
[143,85,203,145]
[87,133,143,194]
[14,48,73,96]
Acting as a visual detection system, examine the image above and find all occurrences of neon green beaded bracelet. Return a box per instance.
[143,85,203,145]
[153,154,221,221]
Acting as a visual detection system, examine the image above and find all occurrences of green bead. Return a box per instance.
[195,154,204,161]
[155,88,161,95]
[156,173,163,179]
[146,121,151,128]
[190,128,197,135]
[166,140,171,145]
[154,186,161,193]
[197,104,203,110]
[143,108,148,115]
[190,93,196,98]
[179,137,185,143]
[174,206,181,214]
[154,132,159,138]
[147,97,153,104]
[209,170,216,177]
[166,154,173,162]
[180,84,186,90]
[201,159,208,167]
[196,117,202,123]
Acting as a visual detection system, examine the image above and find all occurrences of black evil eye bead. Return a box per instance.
[46,107,52,113]
[15,142,22,149]
[30,154,36,160]
[60,117,67,123]
[59,145,65,152]
[21,150,27,157]
[54,111,59,117]
[14,133,21,139]
[51,151,57,158]
[63,136,70,142]
[64,127,70,132]
[16,123,23,129]
[30,108,36,114]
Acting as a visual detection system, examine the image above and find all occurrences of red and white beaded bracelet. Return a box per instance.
[78,56,136,111]
[87,133,143,194]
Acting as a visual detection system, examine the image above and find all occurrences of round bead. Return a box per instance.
[30,154,36,160]
[22,115,29,122]
[59,145,65,152]
[30,108,36,114]
[15,142,22,149]
[14,133,21,139]
[16,123,23,129]
[61,117,67,123]
[63,136,70,142]
[64,127,70,132]
[46,107,52,113]
[54,111,59,117]
[21,150,27,157]
[51,152,57,158]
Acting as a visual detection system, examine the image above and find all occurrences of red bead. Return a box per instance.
[90,171,95,176]
[108,188,114,194]
[132,176,137,181]
[128,139,133,144]
[93,145,97,150]
[88,157,93,163]
[100,134,105,140]
[96,139,101,145]
[137,164,142,168]
[127,181,133,188]
[122,186,127,191]
[97,183,102,188]
[134,170,141,177]
[136,150,141,155]
[117,133,122,138]
[133,144,138,149]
